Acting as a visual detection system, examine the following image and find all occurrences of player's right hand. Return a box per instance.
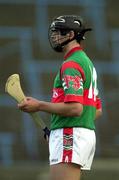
[18,97,41,113]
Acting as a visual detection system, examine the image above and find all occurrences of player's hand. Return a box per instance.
[18,97,40,113]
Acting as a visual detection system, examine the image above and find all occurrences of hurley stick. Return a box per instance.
[5,74,50,140]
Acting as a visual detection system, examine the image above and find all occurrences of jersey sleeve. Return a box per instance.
[96,96,102,109]
[60,61,85,104]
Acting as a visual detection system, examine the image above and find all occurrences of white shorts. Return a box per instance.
[49,127,96,170]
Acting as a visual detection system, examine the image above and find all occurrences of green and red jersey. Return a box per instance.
[50,46,102,130]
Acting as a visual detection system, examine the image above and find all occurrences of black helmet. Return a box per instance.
[49,15,92,52]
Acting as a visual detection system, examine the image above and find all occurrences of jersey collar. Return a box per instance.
[64,46,83,60]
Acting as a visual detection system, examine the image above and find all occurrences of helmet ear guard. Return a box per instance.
[75,28,92,42]
[49,15,92,52]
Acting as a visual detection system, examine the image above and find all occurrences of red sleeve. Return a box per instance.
[96,97,102,109]
[60,60,85,81]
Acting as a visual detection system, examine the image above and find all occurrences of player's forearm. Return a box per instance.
[38,101,83,117]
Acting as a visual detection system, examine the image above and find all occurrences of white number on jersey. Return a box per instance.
[88,66,98,101]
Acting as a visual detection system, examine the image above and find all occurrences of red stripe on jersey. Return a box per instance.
[62,128,73,163]
[51,88,100,108]
[64,94,83,104]
[51,88,64,102]
[64,46,83,60]
[60,61,85,81]
[96,97,102,109]
[83,89,96,106]
[64,89,99,107]
[51,88,83,104]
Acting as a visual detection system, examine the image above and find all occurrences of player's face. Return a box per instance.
[49,28,72,52]
[50,30,70,46]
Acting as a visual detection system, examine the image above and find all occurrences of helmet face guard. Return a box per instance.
[48,15,92,52]
[49,30,63,52]
[48,28,72,52]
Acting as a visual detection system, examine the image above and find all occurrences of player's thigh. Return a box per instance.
[50,163,81,180]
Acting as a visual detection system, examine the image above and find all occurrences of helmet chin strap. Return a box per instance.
[54,37,75,52]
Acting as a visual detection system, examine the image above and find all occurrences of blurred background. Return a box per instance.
[0,0,119,179]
